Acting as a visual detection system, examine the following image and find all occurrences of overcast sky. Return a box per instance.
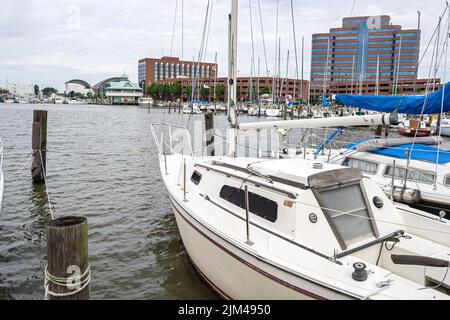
[0,0,448,91]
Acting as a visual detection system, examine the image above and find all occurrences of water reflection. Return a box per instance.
[148,212,219,300]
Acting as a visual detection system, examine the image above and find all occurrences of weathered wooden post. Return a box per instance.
[204,111,215,157]
[31,110,47,183]
[46,216,90,300]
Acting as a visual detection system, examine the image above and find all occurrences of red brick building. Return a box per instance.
[138,56,218,89]
[158,76,309,102]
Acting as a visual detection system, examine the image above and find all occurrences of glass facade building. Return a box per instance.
[310,15,421,98]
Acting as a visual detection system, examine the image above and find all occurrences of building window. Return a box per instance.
[383,166,436,184]
[342,158,379,175]
[314,183,378,249]
[219,185,278,223]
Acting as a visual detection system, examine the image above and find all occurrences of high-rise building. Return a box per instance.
[310,15,422,100]
[138,56,218,90]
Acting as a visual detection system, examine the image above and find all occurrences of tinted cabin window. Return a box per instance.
[342,158,379,175]
[316,184,376,248]
[191,171,202,185]
[384,166,435,184]
[220,186,278,223]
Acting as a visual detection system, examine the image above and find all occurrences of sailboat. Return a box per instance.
[0,139,4,212]
[154,0,450,300]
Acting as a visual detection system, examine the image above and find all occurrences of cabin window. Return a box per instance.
[191,171,202,185]
[314,183,378,249]
[219,186,278,223]
[384,166,435,184]
[444,175,450,187]
[342,158,379,175]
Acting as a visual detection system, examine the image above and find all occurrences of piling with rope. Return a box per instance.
[204,111,215,157]
[45,216,90,300]
[31,110,47,183]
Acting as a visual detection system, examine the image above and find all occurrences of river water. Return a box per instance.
[0,103,231,300]
[1,104,447,300]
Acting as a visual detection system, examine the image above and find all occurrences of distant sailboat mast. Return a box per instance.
[322,38,331,104]
[359,36,366,95]
[350,55,355,94]
[227,0,238,157]
[376,54,380,96]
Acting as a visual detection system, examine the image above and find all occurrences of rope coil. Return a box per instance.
[44,263,91,299]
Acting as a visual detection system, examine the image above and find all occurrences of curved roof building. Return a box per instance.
[65,79,93,95]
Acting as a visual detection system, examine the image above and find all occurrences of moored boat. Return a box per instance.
[398,119,431,137]
[153,1,450,300]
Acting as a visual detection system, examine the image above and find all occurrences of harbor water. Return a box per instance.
[0,104,448,300]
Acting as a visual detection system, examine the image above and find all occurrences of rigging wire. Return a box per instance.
[290,0,300,106]
[408,4,449,84]
[249,0,256,103]
[257,0,270,77]
[187,0,213,129]
[170,0,179,57]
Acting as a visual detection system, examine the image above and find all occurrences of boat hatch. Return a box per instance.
[310,170,380,250]
[308,168,362,190]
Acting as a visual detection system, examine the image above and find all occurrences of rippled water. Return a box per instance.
[0,104,227,300]
[1,104,448,300]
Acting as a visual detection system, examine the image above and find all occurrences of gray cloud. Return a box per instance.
[0,0,448,91]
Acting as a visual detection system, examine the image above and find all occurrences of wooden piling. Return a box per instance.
[31,110,48,183]
[204,111,215,157]
[46,216,89,300]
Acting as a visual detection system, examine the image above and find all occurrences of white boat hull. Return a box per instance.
[431,124,450,137]
[168,194,351,300]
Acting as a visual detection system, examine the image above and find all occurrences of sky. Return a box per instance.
[0,0,448,91]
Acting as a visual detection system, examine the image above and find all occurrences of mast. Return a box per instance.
[227,0,238,157]
[359,36,366,95]
[301,36,304,105]
[350,55,355,94]
[393,37,402,96]
[214,51,218,104]
[414,10,421,94]
[278,37,282,107]
[323,38,331,102]
[376,54,380,96]
[433,16,442,92]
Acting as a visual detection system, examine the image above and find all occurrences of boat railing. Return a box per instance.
[151,123,194,157]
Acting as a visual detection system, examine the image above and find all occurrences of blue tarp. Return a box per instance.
[346,140,450,164]
[322,96,328,107]
[335,82,450,115]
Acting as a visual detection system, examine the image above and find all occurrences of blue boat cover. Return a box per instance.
[346,140,450,164]
[335,82,450,115]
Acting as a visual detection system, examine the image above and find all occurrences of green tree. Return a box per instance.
[42,87,58,96]
[147,83,162,100]
[215,84,225,100]
[200,86,210,100]
[0,87,8,95]
[34,84,40,96]
[183,85,192,97]
[170,82,182,100]
[260,86,271,95]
